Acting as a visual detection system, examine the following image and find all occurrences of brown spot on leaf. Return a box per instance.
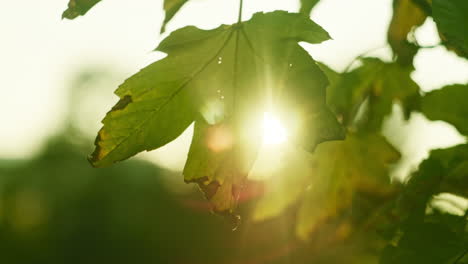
[111,95,132,111]
[88,131,103,167]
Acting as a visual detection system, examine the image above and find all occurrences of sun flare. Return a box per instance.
[262,112,288,145]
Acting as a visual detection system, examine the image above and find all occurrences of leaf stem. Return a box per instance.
[416,43,442,49]
[233,0,244,113]
[237,0,244,23]
[343,45,387,73]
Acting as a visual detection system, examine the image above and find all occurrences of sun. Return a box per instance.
[262,112,288,145]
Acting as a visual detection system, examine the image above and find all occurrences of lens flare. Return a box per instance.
[262,112,287,145]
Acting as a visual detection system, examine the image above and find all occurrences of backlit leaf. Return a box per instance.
[362,62,420,131]
[327,58,420,129]
[90,11,344,212]
[183,117,262,213]
[327,58,384,123]
[294,133,400,239]
[253,147,313,221]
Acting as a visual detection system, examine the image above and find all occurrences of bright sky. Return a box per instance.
[1,0,467,177]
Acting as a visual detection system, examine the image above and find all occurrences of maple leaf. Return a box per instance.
[253,133,400,239]
[90,11,344,212]
[296,133,400,239]
[324,58,420,130]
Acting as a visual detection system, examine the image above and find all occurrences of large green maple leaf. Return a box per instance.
[90,11,344,212]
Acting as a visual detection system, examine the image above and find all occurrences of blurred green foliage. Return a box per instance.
[0,133,304,264]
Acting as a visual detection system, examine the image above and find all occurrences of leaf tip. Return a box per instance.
[61,9,76,20]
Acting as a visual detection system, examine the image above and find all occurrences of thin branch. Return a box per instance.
[416,43,443,49]
[343,45,388,73]
[233,25,241,115]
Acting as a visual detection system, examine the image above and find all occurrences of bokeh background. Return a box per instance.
[1,0,467,263]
